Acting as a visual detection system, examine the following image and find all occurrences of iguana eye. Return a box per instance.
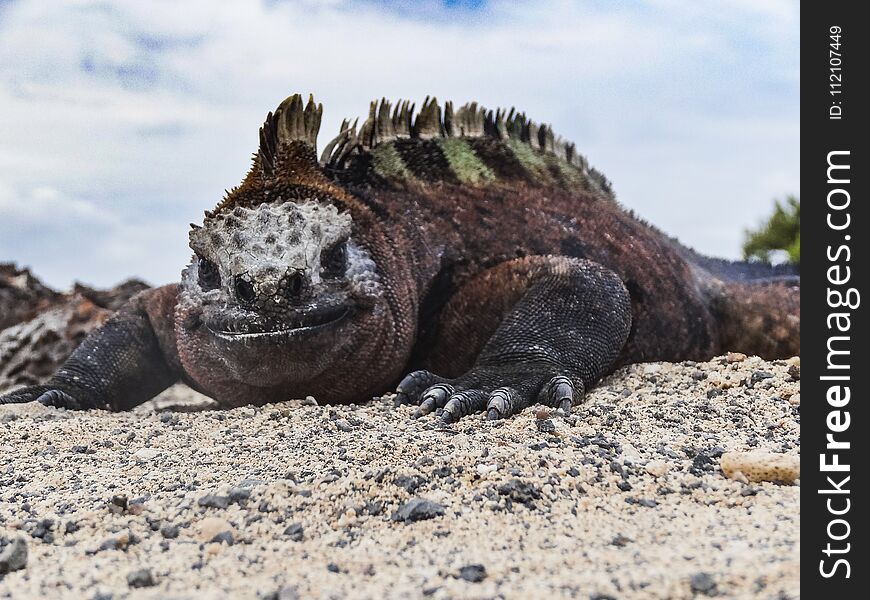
[198,257,221,291]
[321,241,347,279]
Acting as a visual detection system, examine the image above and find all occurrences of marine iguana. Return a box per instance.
[0,94,800,421]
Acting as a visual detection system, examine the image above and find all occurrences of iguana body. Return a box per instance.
[0,94,800,421]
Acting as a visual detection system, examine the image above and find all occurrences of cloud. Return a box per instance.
[0,0,799,288]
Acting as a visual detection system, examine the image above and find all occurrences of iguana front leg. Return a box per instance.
[396,256,632,422]
[0,285,181,411]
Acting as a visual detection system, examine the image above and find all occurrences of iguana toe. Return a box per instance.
[414,383,455,418]
[37,389,85,410]
[539,375,583,414]
[394,370,447,407]
[440,389,488,424]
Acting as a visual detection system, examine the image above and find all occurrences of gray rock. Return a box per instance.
[392,498,445,522]
[690,572,717,595]
[457,564,486,583]
[126,568,155,588]
[211,531,234,546]
[283,523,304,542]
[198,494,230,509]
[0,537,27,574]
[160,523,180,539]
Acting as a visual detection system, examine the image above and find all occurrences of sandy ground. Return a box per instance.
[0,355,800,599]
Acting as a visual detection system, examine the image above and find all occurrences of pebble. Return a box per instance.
[198,493,230,509]
[457,564,487,583]
[644,460,670,478]
[195,517,234,543]
[211,531,234,546]
[536,419,556,433]
[720,451,800,484]
[690,572,717,595]
[159,523,180,539]
[283,523,304,542]
[0,537,28,574]
[126,568,155,588]
[133,448,160,461]
[392,498,445,522]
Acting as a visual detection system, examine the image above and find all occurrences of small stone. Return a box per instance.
[457,564,486,583]
[788,393,800,406]
[750,371,774,385]
[159,411,173,423]
[392,498,445,522]
[211,531,234,546]
[326,563,340,573]
[160,524,180,539]
[198,494,230,509]
[133,448,160,461]
[284,523,304,542]
[110,495,128,511]
[195,517,234,543]
[302,396,318,406]
[228,487,251,505]
[536,419,556,433]
[0,537,28,574]
[126,568,155,588]
[497,479,542,505]
[476,463,497,476]
[534,407,550,420]
[725,352,746,363]
[690,572,717,595]
[787,364,800,380]
[644,460,670,478]
[720,451,800,484]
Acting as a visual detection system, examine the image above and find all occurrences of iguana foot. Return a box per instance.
[394,368,584,423]
[0,385,90,410]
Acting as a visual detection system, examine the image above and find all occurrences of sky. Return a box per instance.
[0,0,799,289]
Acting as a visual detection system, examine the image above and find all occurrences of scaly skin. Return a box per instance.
[0,93,800,421]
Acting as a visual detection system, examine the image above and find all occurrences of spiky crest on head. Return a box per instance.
[258,93,323,177]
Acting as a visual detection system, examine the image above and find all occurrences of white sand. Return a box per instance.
[0,355,800,599]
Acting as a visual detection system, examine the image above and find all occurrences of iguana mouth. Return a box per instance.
[206,304,350,339]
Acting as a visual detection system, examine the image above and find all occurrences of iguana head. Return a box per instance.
[178,95,391,397]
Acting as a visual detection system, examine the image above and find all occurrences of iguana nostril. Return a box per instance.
[235,277,256,304]
[287,272,305,297]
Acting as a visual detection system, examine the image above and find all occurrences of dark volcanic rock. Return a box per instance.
[457,564,487,582]
[0,537,28,574]
[0,263,62,330]
[392,498,445,522]
[73,279,150,311]
[0,266,151,393]
[127,567,156,588]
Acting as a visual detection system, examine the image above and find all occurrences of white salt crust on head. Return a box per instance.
[181,200,380,302]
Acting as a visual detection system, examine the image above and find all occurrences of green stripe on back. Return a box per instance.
[505,139,552,182]
[437,138,495,185]
[371,143,415,182]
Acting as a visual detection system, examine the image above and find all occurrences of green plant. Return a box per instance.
[743,195,800,264]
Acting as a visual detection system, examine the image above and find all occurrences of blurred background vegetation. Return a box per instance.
[742,195,800,264]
